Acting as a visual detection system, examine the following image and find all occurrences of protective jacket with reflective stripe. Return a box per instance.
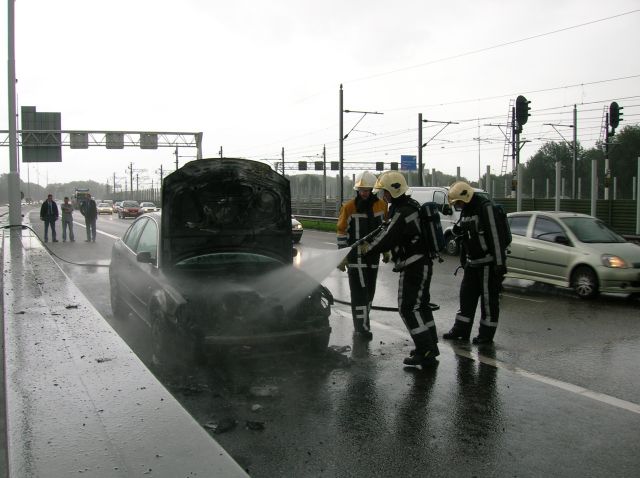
[459,195,506,267]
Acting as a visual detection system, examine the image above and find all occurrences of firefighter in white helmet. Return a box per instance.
[358,171,439,367]
[443,181,507,345]
[337,171,389,339]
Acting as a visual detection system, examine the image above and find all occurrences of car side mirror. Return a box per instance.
[136,251,156,264]
[554,235,571,246]
[441,203,453,216]
[292,247,298,258]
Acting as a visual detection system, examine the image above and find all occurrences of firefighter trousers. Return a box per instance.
[453,264,500,340]
[398,259,439,356]
[347,264,379,333]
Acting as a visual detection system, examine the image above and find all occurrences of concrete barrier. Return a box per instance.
[1,226,248,477]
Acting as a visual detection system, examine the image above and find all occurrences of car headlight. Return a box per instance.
[294,224,302,230]
[601,254,628,268]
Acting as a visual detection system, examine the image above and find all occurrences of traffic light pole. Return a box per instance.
[604,113,610,200]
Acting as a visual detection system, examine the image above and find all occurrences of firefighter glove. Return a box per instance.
[358,242,370,255]
[337,257,348,272]
[382,251,391,263]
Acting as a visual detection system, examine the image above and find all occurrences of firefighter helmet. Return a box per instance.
[372,171,409,198]
[448,181,474,204]
[353,171,377,190]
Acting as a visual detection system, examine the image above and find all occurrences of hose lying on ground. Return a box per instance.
[2,223,110,268]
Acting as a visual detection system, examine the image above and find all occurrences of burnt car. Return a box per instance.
[118,200,141,218]
[109,158,333,367]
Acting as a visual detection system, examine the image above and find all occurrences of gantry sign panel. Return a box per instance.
[21,106,61,163]
[3,106,203,162]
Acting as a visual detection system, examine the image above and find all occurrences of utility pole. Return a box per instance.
[113,172,116,195]
[573,105,578,199]
[323,144,327,216]
[219,146,223,158]
[129,162,134,196]
[175,146,179,170]
[339,85,344,206]
[419,116,459,187]
[340,84,383,206]
[418,113,423,186]
[281,147,285,177]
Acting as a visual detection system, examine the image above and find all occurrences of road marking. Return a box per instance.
[72,221,119,240]
[452,345,640,416]
[323,242,336,246]
[502,293,545,303]
[340,310,640,416]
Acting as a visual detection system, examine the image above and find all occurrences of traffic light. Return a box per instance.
[610,102,623,129]
[515,95,531,128]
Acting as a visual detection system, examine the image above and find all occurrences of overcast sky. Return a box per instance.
[1,0,639,191]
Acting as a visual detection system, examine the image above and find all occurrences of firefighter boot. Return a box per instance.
[404,332,439,367]
[443,325,471,341]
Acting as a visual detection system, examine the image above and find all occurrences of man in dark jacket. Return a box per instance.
[442,181,507,345]
[336,171,389,339]
[39,194,59,243]
[360,171,439,368]
[80,193,98,242]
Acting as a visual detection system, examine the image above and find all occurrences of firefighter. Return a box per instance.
[443,181,507,345]
[359,171,439,367]
[337,171,389,339]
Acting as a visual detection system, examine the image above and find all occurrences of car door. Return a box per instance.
[114,217,148,306]
[505,214,532,274]
[524,214,573,283]
[127,218,159,324]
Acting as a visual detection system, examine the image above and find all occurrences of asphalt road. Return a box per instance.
[22,208,640,477]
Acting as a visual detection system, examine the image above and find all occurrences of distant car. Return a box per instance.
[118,200,141,219]
[113,201,123,214]
[109,158,332,367]
[506,211,640,299]
[291,216,303,243]
[139,202,158,213]
[97,202,113,214]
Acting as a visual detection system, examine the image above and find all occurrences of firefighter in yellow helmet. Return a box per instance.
[443,181,507,345]
[358,171,439,367]
[336,171,389,339]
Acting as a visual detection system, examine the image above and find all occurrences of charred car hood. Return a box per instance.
[161,158,293,266]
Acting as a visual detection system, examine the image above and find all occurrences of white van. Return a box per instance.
[408,186,489,255]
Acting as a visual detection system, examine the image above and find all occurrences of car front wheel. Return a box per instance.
[571,266,599,299]
[445,233,458,256]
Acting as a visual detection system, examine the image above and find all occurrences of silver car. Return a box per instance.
[506,211,640,298]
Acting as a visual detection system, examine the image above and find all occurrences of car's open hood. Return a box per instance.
[161,158,293,266]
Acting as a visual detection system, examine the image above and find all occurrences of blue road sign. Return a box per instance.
[400,155,416,171]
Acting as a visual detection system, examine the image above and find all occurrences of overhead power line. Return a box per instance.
[345,10,640,85]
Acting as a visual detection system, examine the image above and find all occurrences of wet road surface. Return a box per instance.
[24,211,640,477]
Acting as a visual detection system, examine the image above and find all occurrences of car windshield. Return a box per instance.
[141,202,155,207]
[98,203,110,207]
[175,252,281,269]
[123,201,139,207]
[561,217,626,243]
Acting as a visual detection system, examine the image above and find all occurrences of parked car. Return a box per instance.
[506,211,640,299]
[139,201,158,213]
[292,216,303,243]
[118,200,141,219]
[409,186,489,255]
[109,158,333,367]
[113,201,123,214]
[97,202,113,214]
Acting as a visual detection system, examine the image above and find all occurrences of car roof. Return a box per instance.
[507,211,594,219]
